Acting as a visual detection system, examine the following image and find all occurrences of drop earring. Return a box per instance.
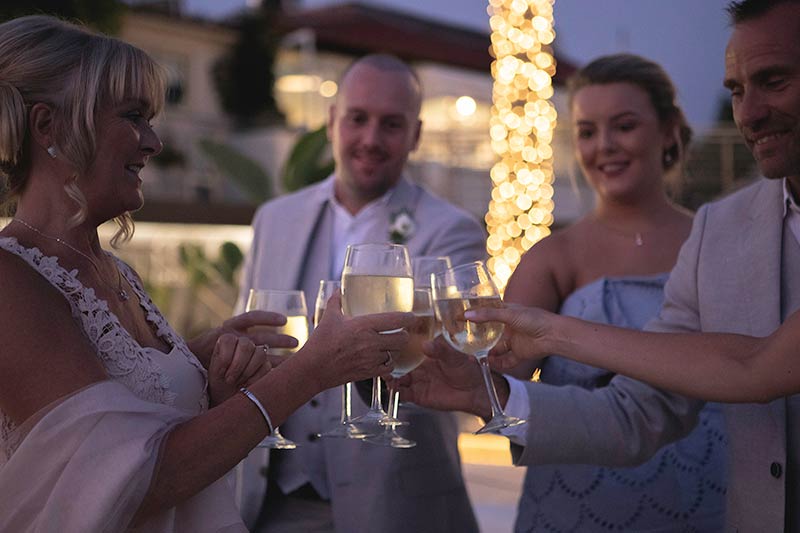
[46,146,57,159]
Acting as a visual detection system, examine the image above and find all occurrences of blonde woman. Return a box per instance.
[0,15,410,532]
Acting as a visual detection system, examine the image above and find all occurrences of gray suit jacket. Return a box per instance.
[235,175,484,533]
[513,178,790,532]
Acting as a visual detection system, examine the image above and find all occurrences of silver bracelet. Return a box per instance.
[239,387,273,434]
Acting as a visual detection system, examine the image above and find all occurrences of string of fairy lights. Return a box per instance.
[485,0,557,291]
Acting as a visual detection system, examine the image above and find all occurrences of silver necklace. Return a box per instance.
[12,218,129,301]
[591,215,645,247]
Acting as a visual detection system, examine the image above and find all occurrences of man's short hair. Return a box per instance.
[726,0,800,24]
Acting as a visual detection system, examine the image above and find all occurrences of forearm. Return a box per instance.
[134,353,320,521]
[548,315,769,402]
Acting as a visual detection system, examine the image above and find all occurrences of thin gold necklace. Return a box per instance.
[591,215,645,247]
[12,217,129,301]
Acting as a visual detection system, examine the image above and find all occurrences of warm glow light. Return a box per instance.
[455,95,477,117]
[276,74,321,93]
[487,0,556,291]
[319,80,338,98]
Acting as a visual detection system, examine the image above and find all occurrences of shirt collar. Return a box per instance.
[325,173,400,217]
[783,178,800,218]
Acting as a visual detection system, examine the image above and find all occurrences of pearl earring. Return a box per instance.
[46,146,57,159]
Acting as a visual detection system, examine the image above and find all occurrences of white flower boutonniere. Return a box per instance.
[389,208,416,244]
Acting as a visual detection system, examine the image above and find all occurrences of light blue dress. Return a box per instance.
[515,275,727,533]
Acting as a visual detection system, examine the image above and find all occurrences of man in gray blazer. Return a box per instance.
[235,54,484,532]
[400,0,800,530]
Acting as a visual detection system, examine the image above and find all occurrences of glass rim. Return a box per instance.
[248,288,306,296]
[345,242,409,250]
[433,260,487,279]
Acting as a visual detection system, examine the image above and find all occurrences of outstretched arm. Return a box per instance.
[468,305,797,403]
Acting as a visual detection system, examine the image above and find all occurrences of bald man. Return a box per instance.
[235,54,484,533]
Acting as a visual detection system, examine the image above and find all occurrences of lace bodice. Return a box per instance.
[0,237,208,461]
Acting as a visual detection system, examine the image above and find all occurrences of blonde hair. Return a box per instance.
[0,15,166,246]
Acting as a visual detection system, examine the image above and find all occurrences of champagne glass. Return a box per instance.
[341,243,414,429]
[364,288,434,448]
[431,261,525,434]
[315,280,372,439]
[245,288,309,448]
[412,256,452,289]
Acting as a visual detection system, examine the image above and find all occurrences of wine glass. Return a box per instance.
[341,243,414,430]
[412,256,452,289]
[315,280,372,439]
[245,288,309,448]
[431,261,526,434]
[364,288,434,448]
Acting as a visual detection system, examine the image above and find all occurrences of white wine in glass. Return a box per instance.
[341,243,413,429]
[364,288,434,448]
[245,288,309,449]
[432,262,525,434]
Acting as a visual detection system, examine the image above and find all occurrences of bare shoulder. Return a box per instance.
[0,249,106,426]
[505,226,577,308]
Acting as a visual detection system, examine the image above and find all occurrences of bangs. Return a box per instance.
[102,40,166,117]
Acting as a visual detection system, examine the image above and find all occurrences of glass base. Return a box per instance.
[317,422,372,439]
[363,431,416,449]
[475,414,526,435]
[256,430,298,449]
[349,409,388,435]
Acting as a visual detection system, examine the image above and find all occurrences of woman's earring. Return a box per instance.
[46,146,57,159]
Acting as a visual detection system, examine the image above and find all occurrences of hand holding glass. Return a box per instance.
[431,261,525,434]
[245,289,309,448]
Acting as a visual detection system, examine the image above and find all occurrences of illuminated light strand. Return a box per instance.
[486,0,557,291]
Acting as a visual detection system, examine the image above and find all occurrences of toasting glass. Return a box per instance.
[431,261,525,434]
[341,243,414,430]
[363,288,435,448]
[245,289,309,448]
[315,280,372,439]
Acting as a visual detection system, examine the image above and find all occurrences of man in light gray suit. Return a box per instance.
[235,54,484,532]
[399,0,800,530]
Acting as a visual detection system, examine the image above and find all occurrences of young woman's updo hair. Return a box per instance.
[0,15,165,244]
[566,53,692,173]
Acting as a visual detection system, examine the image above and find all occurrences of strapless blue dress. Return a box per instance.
[515,275,727,533]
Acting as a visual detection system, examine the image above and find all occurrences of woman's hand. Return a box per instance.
[394,336,507,419]
[188,311,298,369]
[207,333,274,404]
[463,304,560,370]
[296,293,416,391]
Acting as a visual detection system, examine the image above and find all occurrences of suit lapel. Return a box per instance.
[739,179,784,337]
[275,180,331,289]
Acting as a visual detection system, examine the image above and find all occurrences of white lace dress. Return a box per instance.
[0,237,246,533]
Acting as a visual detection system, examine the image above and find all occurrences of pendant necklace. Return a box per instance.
[591,215,645,247]
[12,217,130,301]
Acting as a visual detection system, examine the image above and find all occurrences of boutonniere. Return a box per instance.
[389,208,416,244]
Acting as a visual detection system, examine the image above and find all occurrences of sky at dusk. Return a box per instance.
[184,0,734,130]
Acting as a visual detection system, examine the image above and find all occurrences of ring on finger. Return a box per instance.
[259,344,269,356]
[382,351,393,367]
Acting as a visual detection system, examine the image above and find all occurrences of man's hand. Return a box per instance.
[395,336,509,419]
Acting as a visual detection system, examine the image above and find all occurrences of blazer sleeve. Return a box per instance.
[511,206,710,467]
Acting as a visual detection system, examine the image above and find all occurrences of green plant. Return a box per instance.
[197,139,273,203]
[211,5,283,129]
[282,125,335,192]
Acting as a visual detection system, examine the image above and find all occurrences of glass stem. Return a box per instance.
[370,376,384,413]
[342,382,354,423]
[478,357,504,419]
